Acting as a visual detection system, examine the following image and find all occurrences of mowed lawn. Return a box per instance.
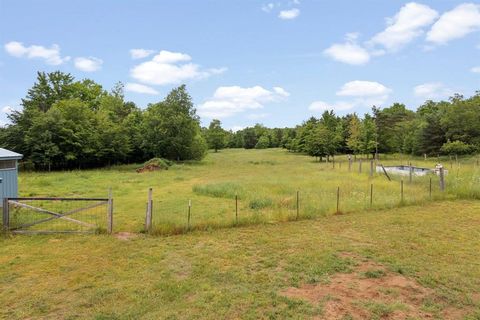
[1,201,480,319]
[17,149,480,233]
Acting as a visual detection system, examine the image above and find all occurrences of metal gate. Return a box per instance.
[2,197,113,234]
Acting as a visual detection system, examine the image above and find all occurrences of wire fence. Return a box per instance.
[2,198,110,234]
[3,156,479,236]
[144,160,478,236]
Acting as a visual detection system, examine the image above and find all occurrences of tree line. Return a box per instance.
[0,72,205,170]
[1,71,479,169]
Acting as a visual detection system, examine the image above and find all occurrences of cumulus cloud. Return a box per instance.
[324,33,370,65]
[130,48,155,59]
[278,8,300,20]
[4,41,70,65]
[125,82,159,95]
[310,80,392,113]
[427,3,480,45]
[471,66,480,73]
[198,85,289,119]
[74,57,103,72]
[337,80,392,98]
[369,2,438,52]
[413,82,453,100]
[130,50,226,86]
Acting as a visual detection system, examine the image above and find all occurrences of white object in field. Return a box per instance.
[376,165,448,177]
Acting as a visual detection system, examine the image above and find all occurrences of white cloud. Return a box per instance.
[4,41,70,65]
[198,85,289,119]
[369,2,438,52]
[125,82,159,95]
[130,48,155,59]
[74,57,103,72]
[471,66,480,73]
[262,3,275,13]
[426,3,480,45]
[309,101,355,112]
[310,80,391,113]
[413,82,453,100]
[130,50,225,86]
[273,86,290,97]
[324,33,370,65]
[2,106,14,114]
[279,8,300,20]
[337,80,391,98]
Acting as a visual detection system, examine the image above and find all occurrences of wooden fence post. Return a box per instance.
[409,162,413,183]
[107,188,113,234]
[349,158,352,172]
[296,191,299,220]
[429,177,432,199]
[400,180,404,203]
[439,167,445,192]
[145,187,153,232]
[3,198,9,231]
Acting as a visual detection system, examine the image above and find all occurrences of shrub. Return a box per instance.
[440,140,475,155]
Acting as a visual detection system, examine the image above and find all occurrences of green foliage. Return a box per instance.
[206,119,226,152]
[255,134,270,149]
[440,140,475,155]
[4,73,207,169]
[143,158,174,170]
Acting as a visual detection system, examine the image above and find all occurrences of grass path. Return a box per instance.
[1,200,479,319]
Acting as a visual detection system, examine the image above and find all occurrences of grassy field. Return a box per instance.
[14,148,480,234]
[1,200,480,319]
[1,149,480,319]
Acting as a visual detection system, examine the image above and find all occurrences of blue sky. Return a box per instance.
[1,0,479,130]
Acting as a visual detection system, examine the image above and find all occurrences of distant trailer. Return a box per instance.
[376,165,447,177]
[0,148,23,207]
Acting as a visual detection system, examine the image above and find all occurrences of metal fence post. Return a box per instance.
[3,198,9,231]
[370,184,373,207]
[235,194,238,224]
[296,191,299,220]
[107,189,113,234]
[336,187,340,213]
[187,200,192,230]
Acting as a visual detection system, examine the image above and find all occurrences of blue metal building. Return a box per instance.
[0,148,23,207]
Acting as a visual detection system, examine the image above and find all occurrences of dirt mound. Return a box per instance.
[281,253,468,319]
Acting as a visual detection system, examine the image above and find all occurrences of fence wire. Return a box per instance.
[3,199,108,234]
